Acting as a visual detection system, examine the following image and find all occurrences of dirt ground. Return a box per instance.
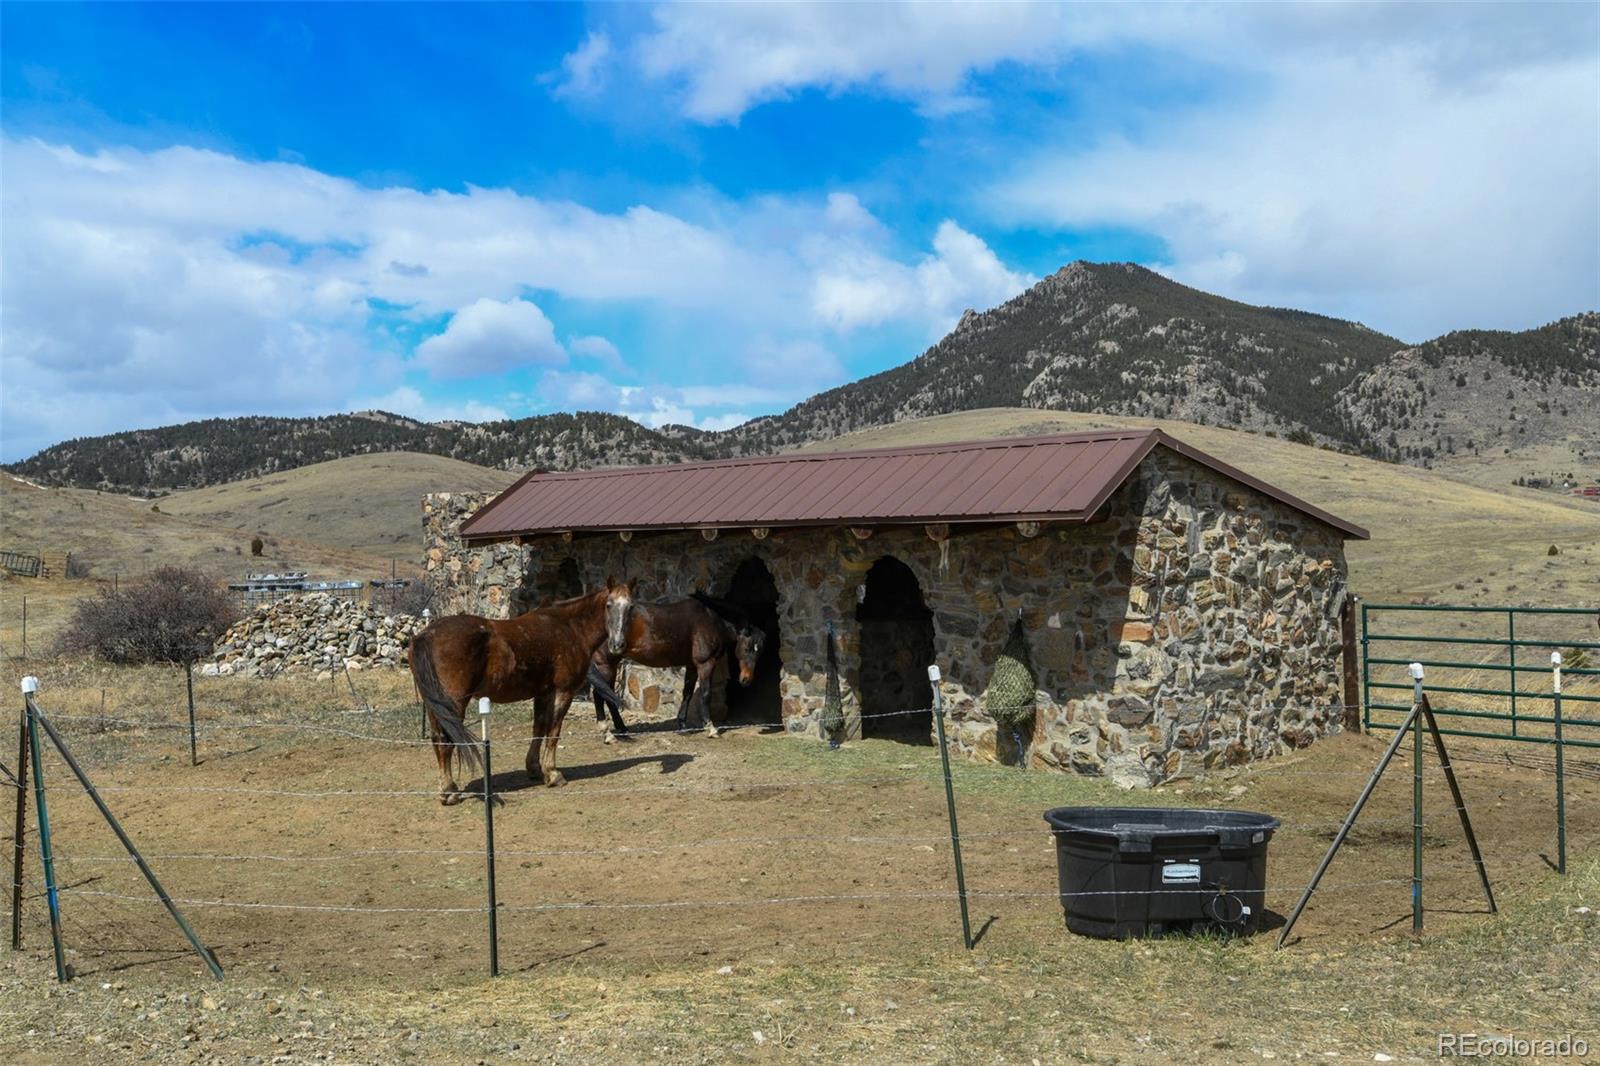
[1,666,1596,1063]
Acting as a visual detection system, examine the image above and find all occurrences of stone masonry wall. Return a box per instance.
[422,446,1351,786]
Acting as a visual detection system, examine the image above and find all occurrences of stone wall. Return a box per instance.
[422,446,1352,786]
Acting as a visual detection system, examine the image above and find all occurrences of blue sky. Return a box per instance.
[1,2,1596,461]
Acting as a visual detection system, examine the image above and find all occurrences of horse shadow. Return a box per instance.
[463,752,694,796]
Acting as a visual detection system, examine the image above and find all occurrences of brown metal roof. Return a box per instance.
[458,428,1369,541]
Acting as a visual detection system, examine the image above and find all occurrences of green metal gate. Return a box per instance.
[1362,603,1600,749]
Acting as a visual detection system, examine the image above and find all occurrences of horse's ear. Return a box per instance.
[605,573,619,590]
[627,578,640,594]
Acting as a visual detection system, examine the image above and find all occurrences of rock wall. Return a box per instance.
[422,446,1352,785]
[208,593,422,678]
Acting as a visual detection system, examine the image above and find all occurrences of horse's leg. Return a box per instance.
[677,666,697,730]
[526,692,552,782]
[592,659,628,744]
[695,658,719,738]
[540,690,576,787]
[428,709,466,806]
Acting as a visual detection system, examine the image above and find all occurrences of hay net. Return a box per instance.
[983,617,1037,730]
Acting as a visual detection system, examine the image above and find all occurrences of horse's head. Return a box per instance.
[603,575,636,656]
[733,624,766,686]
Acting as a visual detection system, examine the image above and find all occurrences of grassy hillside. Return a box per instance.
[798,408,1600,608]
[159,451,516,558]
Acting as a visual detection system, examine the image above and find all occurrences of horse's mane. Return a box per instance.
[690,590,756,630]
[524,585,608,618]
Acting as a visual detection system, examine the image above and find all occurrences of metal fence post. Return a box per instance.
[1360,602,1371,731]
[479,697,499,977]
[22,678,66,981]
[185,660,198,767]
[929,665,972,950]
[1507,610,1518,738]
[10,686,29,951]
[29,694,224,980]
[1552,651,1566,876]
[1410,662,1424,935]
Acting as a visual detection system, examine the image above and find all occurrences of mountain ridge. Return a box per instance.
[9,262,1595,494]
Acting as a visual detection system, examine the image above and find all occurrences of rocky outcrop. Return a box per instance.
[206,593,422,677]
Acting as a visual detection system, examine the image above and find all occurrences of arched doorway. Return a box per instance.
[721,557,782,727]
[511,556,582,614]
[855,556,934,742]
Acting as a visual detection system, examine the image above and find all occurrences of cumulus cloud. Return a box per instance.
[568,334,625,369]
[414,297,566,378]
[610,2,1598,123]
[992,36,1599,338]
[0,137,1021,458]
[553,31,614,99]
[357,386,509,424]
[812,221,1033,334]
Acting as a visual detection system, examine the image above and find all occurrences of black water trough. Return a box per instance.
[1043,806,1279,939]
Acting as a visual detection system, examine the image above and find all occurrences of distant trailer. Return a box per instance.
[229,574,364,608]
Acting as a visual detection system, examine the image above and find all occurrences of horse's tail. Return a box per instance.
[588,662,623,713]
[410,629,482,775]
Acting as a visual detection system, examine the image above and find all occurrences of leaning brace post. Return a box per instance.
[1277,695,1421,948]
[1418,695,1495,912]
[28,693,224,980]
[1552,652,1566,876]
[22,679,66,981]
[185,659,198,767]
[11,684,30,951]
[479,697,499,977]
[1411,663,1424,935]
[929,665,972,950]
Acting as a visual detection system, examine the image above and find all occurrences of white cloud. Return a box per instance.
[992,46,1599,339]
[613,2,1598,123]
[553,31,613,99]
[414,297,566,379]
[631,2,1070,122]
[538,370,778,432]
[357,386,510,424]
[568,334,625,369]
[0,137,1022,458]
[812,220,1033,334]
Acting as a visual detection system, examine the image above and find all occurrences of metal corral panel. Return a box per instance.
[459,428,1368,541]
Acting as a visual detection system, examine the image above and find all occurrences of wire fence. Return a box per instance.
[3,669,1589,985]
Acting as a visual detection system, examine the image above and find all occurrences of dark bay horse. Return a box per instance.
[409,578,634,804]
[592,592,766,739]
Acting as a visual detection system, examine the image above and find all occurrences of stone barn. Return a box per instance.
[423,429,1368,786]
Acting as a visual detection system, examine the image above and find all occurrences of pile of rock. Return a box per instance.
[206,593,423,677]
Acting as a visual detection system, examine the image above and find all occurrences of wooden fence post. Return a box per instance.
[1340,593,1362,732]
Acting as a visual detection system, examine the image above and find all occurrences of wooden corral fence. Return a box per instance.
[1,550,73,580]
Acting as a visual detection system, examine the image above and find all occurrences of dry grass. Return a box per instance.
[798,408,1600,608]
[0,662,1595,1063]
[157,451,516,559]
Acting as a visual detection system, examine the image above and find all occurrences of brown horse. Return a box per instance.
[591,592,766,739]
[409,577,635,804]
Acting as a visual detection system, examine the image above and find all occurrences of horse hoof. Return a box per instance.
[440,792,464,806]
[602,732,616,745]
[544,771,567,788]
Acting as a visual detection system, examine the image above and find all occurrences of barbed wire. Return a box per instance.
[58,877,1425,918]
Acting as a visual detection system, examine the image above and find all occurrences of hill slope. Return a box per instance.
[799,409,1600,608]
[159,452,518,559]
[7,411,702,496]
[725,262,1406,453]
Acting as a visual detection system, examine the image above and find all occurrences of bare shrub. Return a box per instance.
[250,535,264,557]
[55,566,241,664]
[387,579,439,618]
